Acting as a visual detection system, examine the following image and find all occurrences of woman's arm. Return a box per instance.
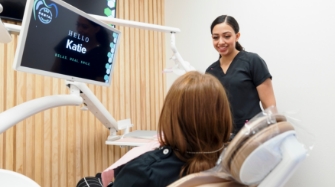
[256,78,276,110]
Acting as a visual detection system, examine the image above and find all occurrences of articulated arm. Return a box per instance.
[0,94,83,134]
[1,14,196,74]
[65,81,132,140]
[168,33,196,74]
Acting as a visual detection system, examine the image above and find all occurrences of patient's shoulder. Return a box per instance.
[113,146,184,187]
[144,146,182,163]
[130,146,184,173]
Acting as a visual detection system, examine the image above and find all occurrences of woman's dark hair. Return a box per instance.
[210,15,244,51]
[88,19,111,49]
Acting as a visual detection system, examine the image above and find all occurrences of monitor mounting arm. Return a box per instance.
[0,11,196,73]
[65,81,132,140]
[90,14,196,74]
[0,81,132,140]
[168,32,196,74]
[0,83,83,134]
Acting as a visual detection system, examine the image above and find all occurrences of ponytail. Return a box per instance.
[178,151,222,177]
[236,41,244,51]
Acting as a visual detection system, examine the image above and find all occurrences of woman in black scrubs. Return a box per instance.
[206,15,276,135]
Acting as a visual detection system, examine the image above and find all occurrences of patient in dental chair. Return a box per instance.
[77,71,237,187]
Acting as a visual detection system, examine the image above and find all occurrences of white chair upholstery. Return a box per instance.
[169,114,308,187]
[0,169,40,187]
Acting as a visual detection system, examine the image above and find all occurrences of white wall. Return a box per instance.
[165,0,335,186]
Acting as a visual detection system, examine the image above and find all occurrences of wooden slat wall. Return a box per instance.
[0,0,166,186]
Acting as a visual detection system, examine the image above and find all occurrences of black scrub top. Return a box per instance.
[206,50,272,133]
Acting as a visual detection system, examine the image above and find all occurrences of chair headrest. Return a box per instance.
[168,113,299,187]
[221,114,295,184]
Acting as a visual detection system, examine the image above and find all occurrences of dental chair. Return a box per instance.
[169,109,308,187]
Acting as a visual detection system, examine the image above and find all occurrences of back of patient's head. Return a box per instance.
[158,71,232,176]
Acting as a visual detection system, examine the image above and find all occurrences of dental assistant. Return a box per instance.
[206,15,276,135]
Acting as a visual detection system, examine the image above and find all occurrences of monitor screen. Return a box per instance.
[0,0,117,21]
[13,0,121,86]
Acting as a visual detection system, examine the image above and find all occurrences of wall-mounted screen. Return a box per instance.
[13,0,121,86]
[0,0,117,22]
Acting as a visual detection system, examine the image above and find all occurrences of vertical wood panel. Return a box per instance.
[129,0,136,130]
[94,86,102,173]
[153,0,160,129]
[34,74,43,185]
[87,84,95,176]
[75,106,82,183]
[100,86,108,171]
[0,32,7,170]
[51,79,60,187]
[43,76,52,187]
[124,0,131,127]
[143,0,151,130]
[5,29,16,172]
[0,38,5,169]
[67,100,75,186]
[134,0,141,131]
[25,63,34,180]
[15,71,25,175]
[139,0,147,130]
[148,0,155,130]
[158,0,166,108]
[81,108,89,178]
[59,82,68,186]
[161,0,167,98]
[0,0,166,186]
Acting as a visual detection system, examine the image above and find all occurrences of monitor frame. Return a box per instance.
[13,0,121,87]
[0,0,117,22]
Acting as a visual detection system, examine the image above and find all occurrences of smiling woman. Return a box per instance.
[206,15,276,136]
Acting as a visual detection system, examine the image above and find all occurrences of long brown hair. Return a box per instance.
[158,71,232,176]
